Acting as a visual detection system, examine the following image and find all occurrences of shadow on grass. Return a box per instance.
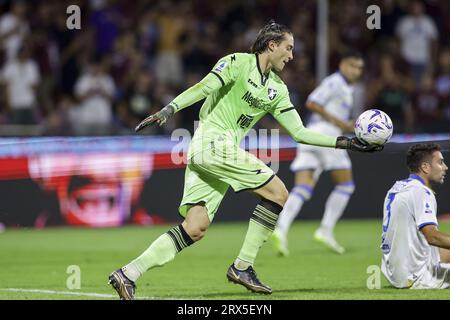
[139,285,450,300]
[171,286,396,299]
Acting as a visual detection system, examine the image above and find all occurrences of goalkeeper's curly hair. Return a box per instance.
[250,20,292,54]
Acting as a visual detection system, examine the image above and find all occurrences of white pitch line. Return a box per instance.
[0,288,191,300]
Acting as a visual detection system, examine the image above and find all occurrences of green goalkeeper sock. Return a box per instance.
[235,199,283,270]
[122,224,194,282]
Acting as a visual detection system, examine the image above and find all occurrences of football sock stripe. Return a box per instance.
[166,225,194,252]
[238,198,284,265]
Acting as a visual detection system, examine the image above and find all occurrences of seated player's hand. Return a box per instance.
[335,136,384,153]
[135,104,176,132]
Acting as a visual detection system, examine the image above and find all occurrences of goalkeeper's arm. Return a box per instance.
[135,73,222,131]
[273,107,382,152]
[170,72,223,112]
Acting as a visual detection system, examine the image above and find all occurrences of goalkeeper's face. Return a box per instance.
[269,33,294,72]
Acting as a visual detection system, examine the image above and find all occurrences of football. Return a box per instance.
[354,109,393,145]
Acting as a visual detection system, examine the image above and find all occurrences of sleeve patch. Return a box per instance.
[214,60,228,73]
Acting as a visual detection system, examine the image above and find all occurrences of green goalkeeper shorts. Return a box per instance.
[179,135,274,221]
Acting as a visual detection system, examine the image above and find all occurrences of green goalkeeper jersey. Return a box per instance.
[170,52,336,147]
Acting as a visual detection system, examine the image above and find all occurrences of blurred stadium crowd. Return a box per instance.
[0,0,449,136]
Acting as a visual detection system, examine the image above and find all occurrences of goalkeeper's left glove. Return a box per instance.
[135,104,176,132]
[335,136,384,153]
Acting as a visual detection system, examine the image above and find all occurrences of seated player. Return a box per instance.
[381,143,449,289]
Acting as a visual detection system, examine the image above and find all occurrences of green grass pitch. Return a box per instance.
[1,219,450,300]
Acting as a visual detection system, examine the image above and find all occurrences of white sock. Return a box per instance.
[276,184,312,236]
[234,258,251,271]
[320,182,355,232]
[122,263,141,282]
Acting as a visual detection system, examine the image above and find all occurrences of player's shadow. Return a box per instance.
[194,286,393,299]
[173,291,269,299]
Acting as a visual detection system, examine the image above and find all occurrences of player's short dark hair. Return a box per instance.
[340,49,363,61]
[251,20,292,54]
[406,143,441,173]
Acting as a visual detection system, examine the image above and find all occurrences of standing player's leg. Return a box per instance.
[271,170,316,256]
[314,169,354,254]
[227,175,288,294]
[108,158,228,300]
[109,205,209,299]
[194,143,286,294]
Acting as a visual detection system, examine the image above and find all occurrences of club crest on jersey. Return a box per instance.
[214,60,228,73]
[268,87,277,100]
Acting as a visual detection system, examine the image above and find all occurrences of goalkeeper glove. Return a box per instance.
[135,104,176,132]
[335,136,384,152]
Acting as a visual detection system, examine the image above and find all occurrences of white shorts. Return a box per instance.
[411,263,450,289]
[289,144,352,173]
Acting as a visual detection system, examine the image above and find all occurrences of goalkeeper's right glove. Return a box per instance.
[135,104,176,132]
[335,136,384,152]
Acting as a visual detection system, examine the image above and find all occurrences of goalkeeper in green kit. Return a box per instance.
[108,21,382,299]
